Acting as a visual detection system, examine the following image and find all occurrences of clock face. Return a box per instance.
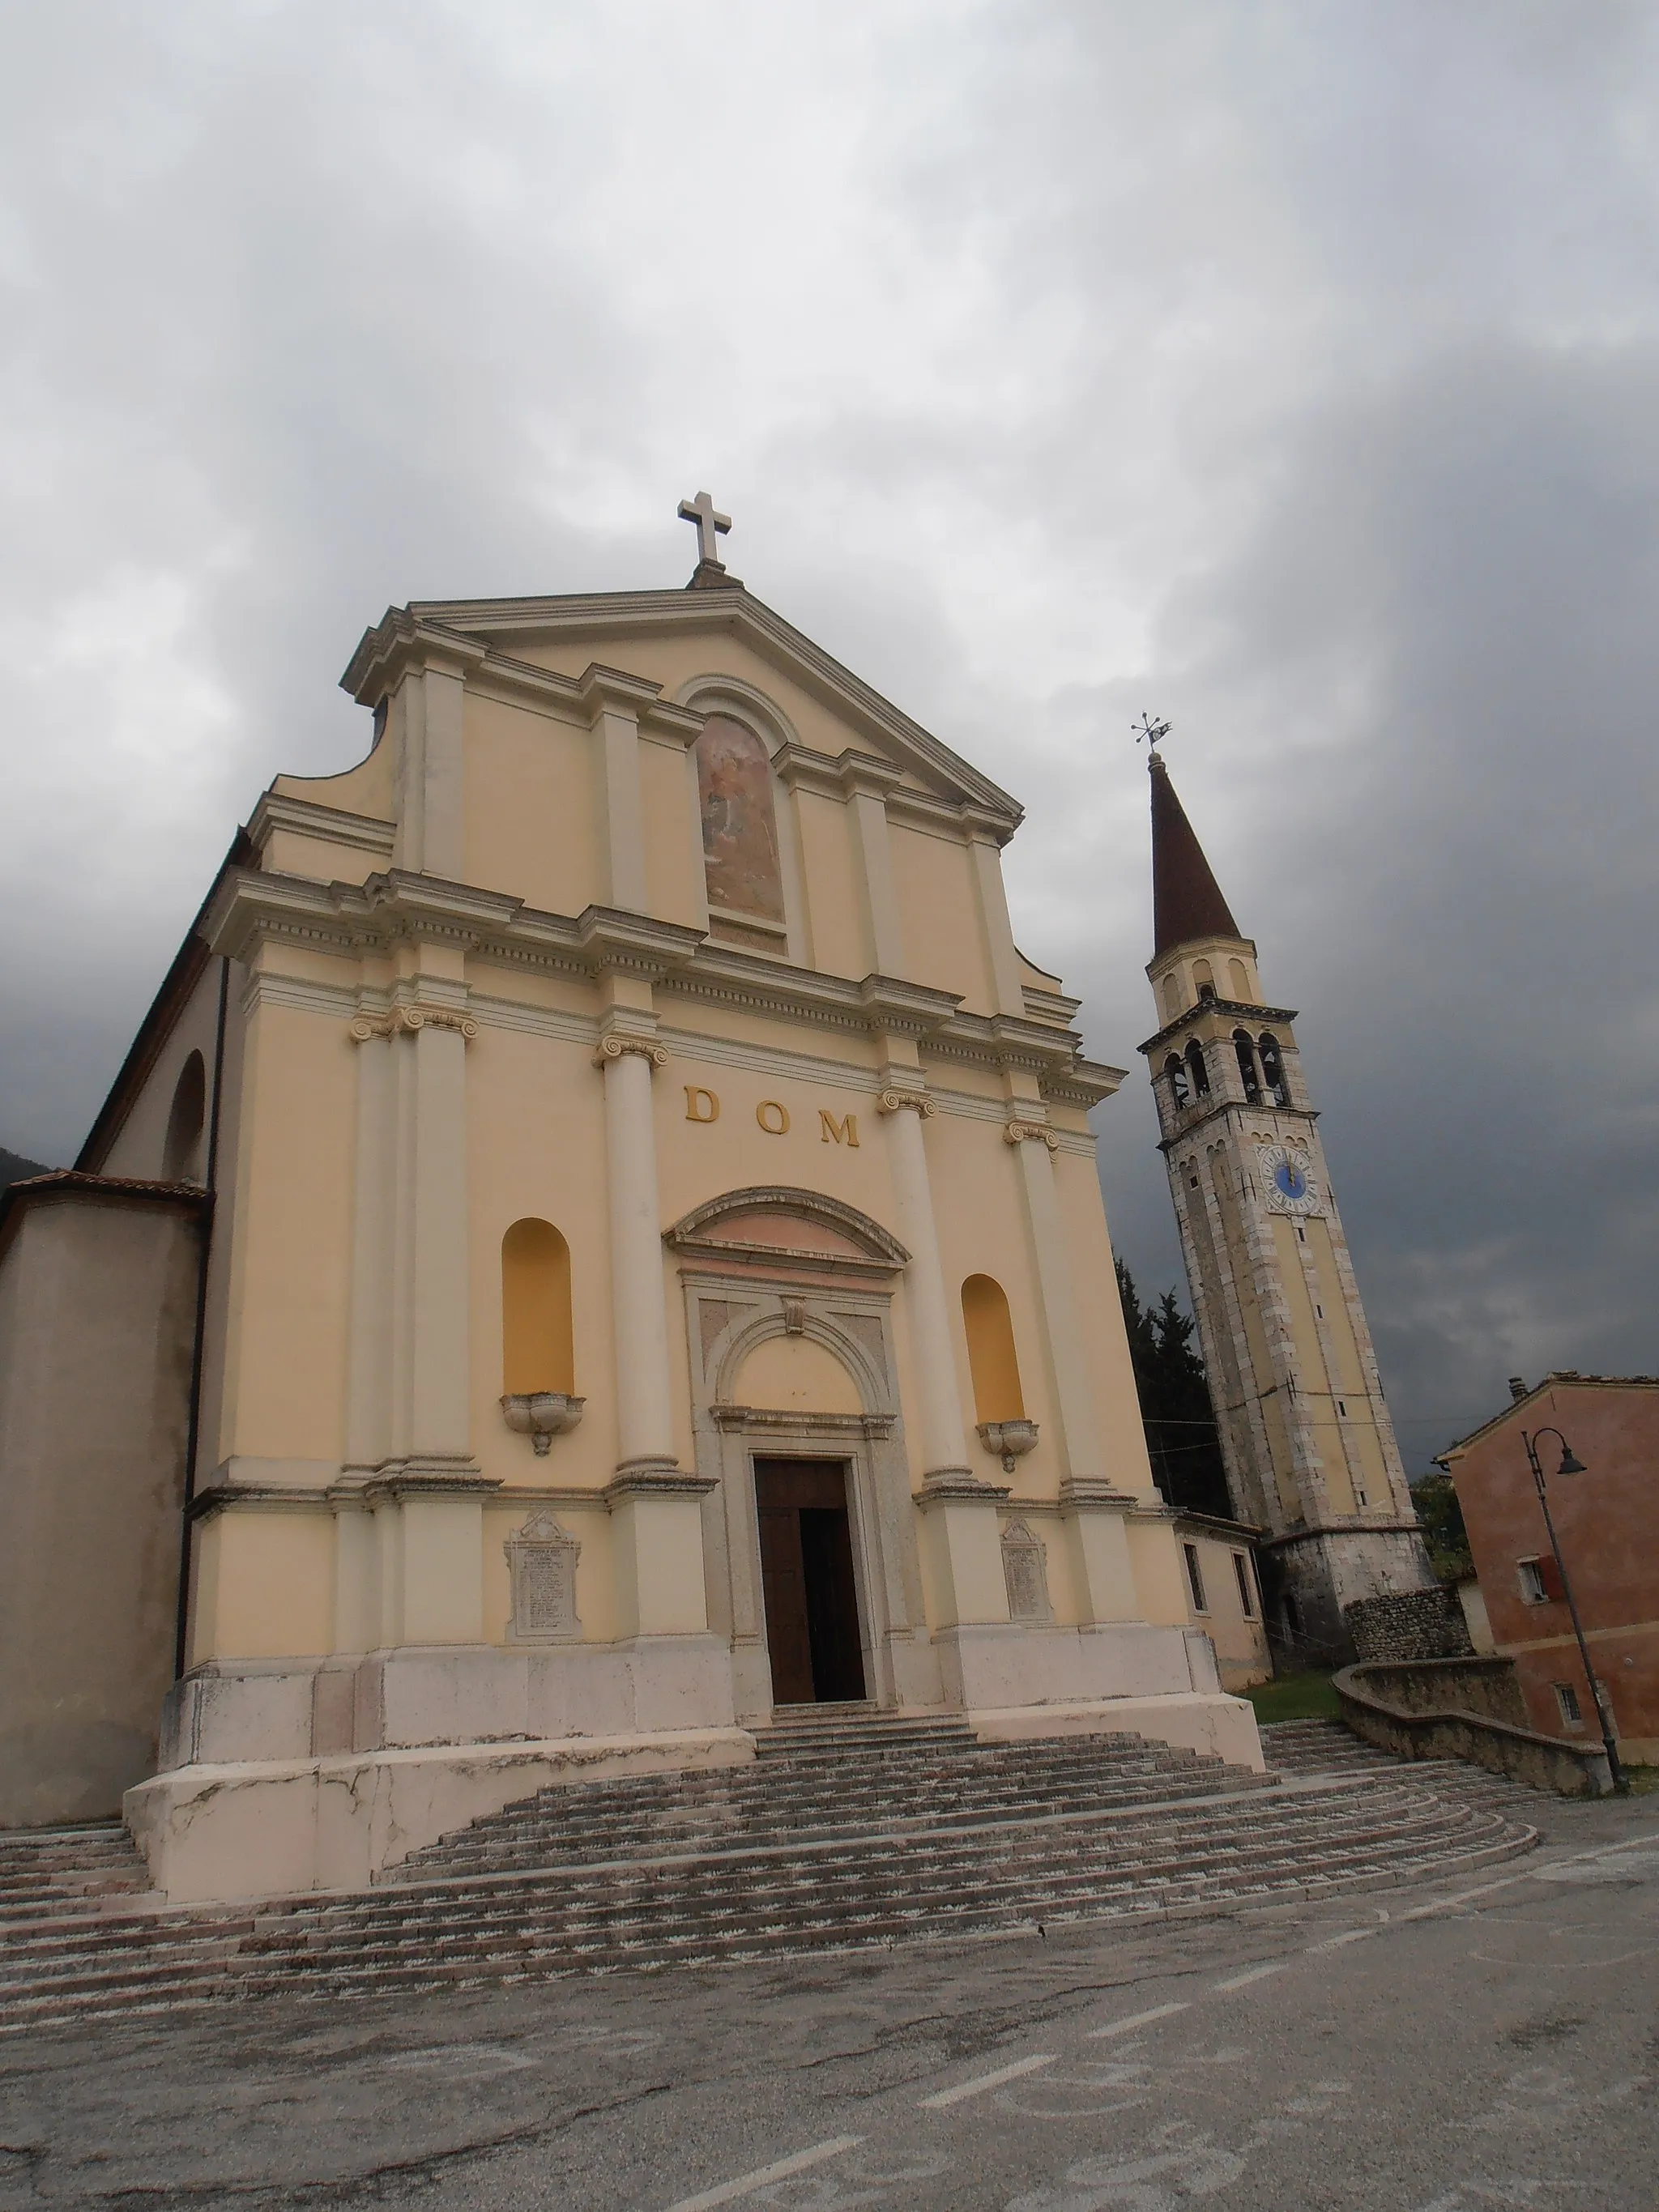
[1261,1142,1319,1215]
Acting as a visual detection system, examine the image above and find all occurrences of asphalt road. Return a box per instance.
[2,1792,1656,2211]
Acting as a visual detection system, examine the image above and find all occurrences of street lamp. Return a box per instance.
[1520,1427,1624,1791]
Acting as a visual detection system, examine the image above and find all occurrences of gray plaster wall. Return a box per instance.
[0,1187,201,1826]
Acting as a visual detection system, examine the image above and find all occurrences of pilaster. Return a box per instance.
[876,1074,970,1481]
[579,666,659,915]
[1003,1105,1105,1483]
[847,766,905,975]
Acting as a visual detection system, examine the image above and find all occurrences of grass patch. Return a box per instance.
[1623,1765,1659,1796]
[1244,1672,1341,1724]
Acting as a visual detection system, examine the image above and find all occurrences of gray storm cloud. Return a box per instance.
[2,0,1656,1465]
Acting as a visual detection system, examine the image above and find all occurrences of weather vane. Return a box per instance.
[1132,713,1171,752]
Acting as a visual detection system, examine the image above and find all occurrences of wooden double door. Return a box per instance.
[753,1459,868,1706]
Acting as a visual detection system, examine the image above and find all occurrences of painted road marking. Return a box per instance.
[664,2136,865,2211]
[919,2054,1058,2108]
[1086,2001,1191,2039]
[1213,1963,1290,1993]
[1307,1928,1377,1953]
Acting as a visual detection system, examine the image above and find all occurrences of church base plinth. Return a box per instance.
[970,1690,1263,1773]
[125,1724,755,1905]
[160,1634,737,1769]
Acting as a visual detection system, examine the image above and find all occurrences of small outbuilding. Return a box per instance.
[1436,1373,1659,1765]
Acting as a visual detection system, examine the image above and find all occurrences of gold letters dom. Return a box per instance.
[680,1089,859,1147]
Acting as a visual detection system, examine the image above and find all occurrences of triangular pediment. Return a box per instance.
[340,586,1019,827]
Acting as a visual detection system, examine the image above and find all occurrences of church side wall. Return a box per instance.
[215,990,356,1473]
[97,956,227,1184]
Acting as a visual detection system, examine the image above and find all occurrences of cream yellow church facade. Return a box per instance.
[30,522,1259,1901]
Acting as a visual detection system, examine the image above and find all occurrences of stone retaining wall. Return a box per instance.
[1334,1660,1613,1797]
[1341,1587,1473,1663]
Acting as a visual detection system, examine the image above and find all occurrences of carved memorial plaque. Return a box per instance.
[505,1510,582,1643]
[1000,1519,1051,1624]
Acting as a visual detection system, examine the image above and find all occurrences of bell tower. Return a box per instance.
[1137,746,1431,1659]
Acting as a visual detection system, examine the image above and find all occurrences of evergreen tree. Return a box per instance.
[1410,1471,1473,1583]
[1115,1260,1234,1519]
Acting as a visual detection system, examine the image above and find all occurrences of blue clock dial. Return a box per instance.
[1261,1142,1318,1214]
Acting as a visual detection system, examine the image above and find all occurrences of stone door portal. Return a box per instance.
[753,1459,867,1705]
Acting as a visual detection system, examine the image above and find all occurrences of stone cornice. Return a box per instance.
[1138,996,1300,1057]
[248,791,397,859]
[710,1405,897,1438]
[340,586,1022,828]
[339,610,489,701]
[603,1464,719,1501]
[205,867,1116,1094]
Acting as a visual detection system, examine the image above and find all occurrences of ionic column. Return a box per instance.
[595,1032,677,1473]
[878,1084,971,1482]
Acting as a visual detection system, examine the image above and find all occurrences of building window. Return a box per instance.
[501,1219,576,1396]
[1165,1052,1191,1110]
[163,1050,207,1185]
[962,1275,1026,1424]
[1518,1558,1550,1605]
[1555,1681,1584,1729]
[1258,1033,1290,1108]
[1183,1542,1208,1614]
[1231,1551,1256,1618]
[1185,1040,1211,1097]
[1233,1029,1261,1103]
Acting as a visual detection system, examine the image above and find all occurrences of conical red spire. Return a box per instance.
[1149,752,1241,958]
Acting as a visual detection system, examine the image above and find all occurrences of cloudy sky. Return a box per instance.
[4,2,1657,1471]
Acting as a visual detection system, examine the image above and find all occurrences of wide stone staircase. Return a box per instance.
[1258,1719,1544,1810]
[0,1711,1536,2034]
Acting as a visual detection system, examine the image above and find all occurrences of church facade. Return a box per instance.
[23,522,1256,1901]
[1139,749,1432,1659]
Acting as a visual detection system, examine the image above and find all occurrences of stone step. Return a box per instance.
[0,1728,1538,2034]
[390,1727,1263,1881]
[229,1796,1528,2000]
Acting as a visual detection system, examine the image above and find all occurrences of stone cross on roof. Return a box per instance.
[677,490,731,570]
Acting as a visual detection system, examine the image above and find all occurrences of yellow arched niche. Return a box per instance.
[501,1219,575,1395]
[962,1275,1026,1424]
[732,1334,862,1415]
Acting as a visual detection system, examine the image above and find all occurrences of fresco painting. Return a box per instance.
[697,715,785,921]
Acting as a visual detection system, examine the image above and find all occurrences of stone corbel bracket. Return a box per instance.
[500,1392,586,1456]
[978,1417,1039,1473]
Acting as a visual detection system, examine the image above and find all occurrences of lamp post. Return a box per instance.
[1520,1427,1623,1792]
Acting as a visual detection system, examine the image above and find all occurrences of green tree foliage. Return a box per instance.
[1410,1471,1473,1582]
[1115,1260,1233,1519]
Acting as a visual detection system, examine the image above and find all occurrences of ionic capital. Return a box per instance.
[1003,1118,1060,1152]
[876,1086,935,1119]
[592,1034,669,1072]
[349,1004,478,1044]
